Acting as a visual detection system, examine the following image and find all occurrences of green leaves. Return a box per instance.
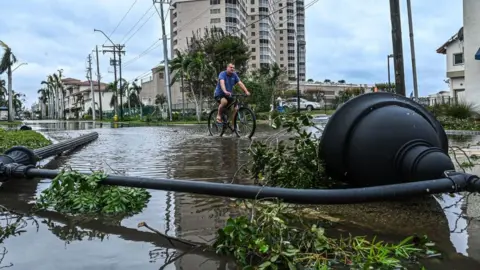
[35,169,151,217]
[247,112,332,189]
[213,203,435,269]
[0,129,51,153]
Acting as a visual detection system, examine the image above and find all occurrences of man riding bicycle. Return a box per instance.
[214,63,250,124]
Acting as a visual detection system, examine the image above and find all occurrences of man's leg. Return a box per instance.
[217,97,228,123]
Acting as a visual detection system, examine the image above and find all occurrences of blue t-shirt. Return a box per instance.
[214,71,240,97]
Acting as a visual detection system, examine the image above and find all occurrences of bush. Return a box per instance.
[427,101,478,119]
[437,116,480,130]
[0,129,51,153]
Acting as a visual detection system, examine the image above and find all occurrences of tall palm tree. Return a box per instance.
[41,76,55,119]
[105,81,118,115]
[37,88,49,118]
[129,82,143,117]
[0,41,17,121]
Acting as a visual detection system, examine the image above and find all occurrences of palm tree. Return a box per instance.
[41,76,55,119]
[37,88,49,118]
[130,82,143,118]
[105,82,118,115]
[0,41,17,121]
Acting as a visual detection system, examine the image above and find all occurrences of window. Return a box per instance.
[279,37,283,40]
[251,24,255,28]
[251,8,255,12]
[210,0,220,4]
[280,50,284,54]
[211,18,221,23]
[280,64,284,67]
[279,23,283,27]
[280,57,284,61]
[251,31,255,36]
[210,8,221,14]
[251,16,255,20]
[251,56,256,60]
[453,53,464,65]
[251,0,255,3]
[279,3,282,6]
[279,30,283,34]
[252,63,257,68]
[251,40,256,44]
[279,16,283,21]
[251,48,256,52]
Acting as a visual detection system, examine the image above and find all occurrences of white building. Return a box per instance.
[463,0,480,106]
[169,0,306,81]
[436,27,465,101]
[61,78,118,119]
[427,90,452,106]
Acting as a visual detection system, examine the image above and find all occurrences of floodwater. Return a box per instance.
[0,121,480,269]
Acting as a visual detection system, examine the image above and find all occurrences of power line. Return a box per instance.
[122,7,212,67]
[104,0,139,45]
[120,4,155,44]
[123,9,157,45]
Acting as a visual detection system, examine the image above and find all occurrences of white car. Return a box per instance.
[284,98,322,111]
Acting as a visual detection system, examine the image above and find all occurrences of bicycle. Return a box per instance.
[207,94,257,139]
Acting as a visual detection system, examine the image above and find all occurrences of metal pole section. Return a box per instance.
[156,0,173,121]
[389,0,406,96]
[88,54,96,121]
[181,73,185,121]
[406,0,419,99]
[95,46,103,120]
[387,54,391,90]
[0,132,99,166]
[296,45,301,113]
[118,45,124,121]
[1,164,479,204]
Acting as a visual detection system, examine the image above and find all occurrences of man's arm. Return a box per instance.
[237,81,249,94]
[235,73,250,95]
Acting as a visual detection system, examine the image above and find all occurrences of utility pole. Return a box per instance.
[389,0,406,96]
[87,54,96,121]
[154,0,173,121]
[406,0,418,99]
[102,45,119,117]
[117,44,125,120]
[103,44,125,120]
[95,45,103,120]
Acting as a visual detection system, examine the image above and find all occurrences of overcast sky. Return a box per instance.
[0,0,463,107]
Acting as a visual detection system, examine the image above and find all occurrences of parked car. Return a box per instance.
[283,98,322,111]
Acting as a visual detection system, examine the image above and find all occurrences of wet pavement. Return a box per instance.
[0,121,480,269]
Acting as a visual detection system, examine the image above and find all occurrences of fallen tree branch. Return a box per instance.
[137,222,209,249]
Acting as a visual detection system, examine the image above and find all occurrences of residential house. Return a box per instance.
[61,78,112,119]
[436,27,465,101]
[139,64,183,106]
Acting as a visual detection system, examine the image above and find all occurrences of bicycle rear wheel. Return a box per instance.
[234,107,256,139]
[208,109,226,137]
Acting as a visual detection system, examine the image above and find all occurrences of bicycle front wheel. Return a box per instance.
[208,109,226,137]
[234,107,256,139]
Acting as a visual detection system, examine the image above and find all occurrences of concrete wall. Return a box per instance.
[463,0,480,104]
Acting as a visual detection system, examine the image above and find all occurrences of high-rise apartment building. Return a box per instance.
[169,0,306,81]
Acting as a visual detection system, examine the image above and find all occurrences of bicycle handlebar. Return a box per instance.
[230,93,248,97]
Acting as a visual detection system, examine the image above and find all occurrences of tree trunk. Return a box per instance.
[7,66,13,122]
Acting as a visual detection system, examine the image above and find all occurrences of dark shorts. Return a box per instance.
[214,94,235,105]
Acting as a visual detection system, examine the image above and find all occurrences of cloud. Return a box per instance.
[0,0,463,108]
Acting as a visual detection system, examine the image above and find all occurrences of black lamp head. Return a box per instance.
[319,92,454,187]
